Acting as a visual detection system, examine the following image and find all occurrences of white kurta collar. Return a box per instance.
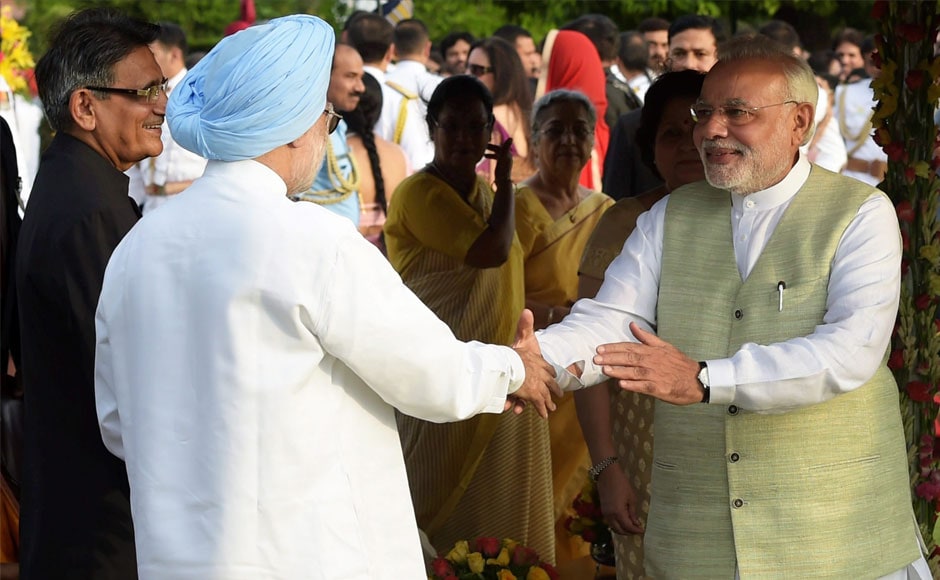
[731,153,811,213]
[200,159,288,199]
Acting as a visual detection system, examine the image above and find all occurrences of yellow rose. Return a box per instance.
[873,93,898,121]
[468,552,485,574]
[502,538,519,552]
[496,546,511,567]
[527,566,551,580]
[447,540,470,565]
[929,272,940,298]
[913,161,932,179]
[497,570,517,580]
[920,244,940,266]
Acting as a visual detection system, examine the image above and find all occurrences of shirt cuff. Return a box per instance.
[704,358,736,405]
[506,347,526,395]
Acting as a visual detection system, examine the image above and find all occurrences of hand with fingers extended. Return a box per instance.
[596,466,644,535]
[505,308,562,418]
[593,321,705,405]
[485,138,514,187]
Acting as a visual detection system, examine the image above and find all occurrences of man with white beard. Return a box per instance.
[533,34,930,579]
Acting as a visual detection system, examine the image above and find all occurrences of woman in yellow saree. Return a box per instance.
[514,89,614,567]
[384,75,554,562]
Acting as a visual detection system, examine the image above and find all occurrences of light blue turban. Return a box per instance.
[168,15,334,161]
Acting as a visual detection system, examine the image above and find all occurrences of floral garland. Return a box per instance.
[430,537,558,580]
[0,6,35,97]
[870,0,940,571]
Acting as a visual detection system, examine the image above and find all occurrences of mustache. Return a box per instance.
[701,139,746,154]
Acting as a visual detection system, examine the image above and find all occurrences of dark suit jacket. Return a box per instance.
[602,108,663,201]
[15,132,140,579]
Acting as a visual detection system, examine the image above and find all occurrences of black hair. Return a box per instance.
[635,69,706,178]
[426,75,494,135]
[155,21,188,54]
[758,20,801,53]
[618,31,649,71]
[638,17,670,34]
[493,24,532,46]
[36,7,159,132]
[346,12,394,64]
[394,18,430,57]
[439,31,475,60]
[561,14,620,63]
[344,73,388,212]
[669,14,727,45]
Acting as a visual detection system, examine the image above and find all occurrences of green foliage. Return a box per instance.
[21,0,877,59]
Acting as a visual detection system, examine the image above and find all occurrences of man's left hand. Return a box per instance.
[594,322,704,405]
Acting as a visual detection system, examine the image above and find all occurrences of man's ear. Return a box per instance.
[792,101,815,147]
[69,89,98,132]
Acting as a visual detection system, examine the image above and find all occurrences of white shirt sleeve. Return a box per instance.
[538,192,901,414]
[311,226,523,422]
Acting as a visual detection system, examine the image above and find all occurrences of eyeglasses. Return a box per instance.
[468,64,494,77]
[86,79,169,103]
[690,100,799,126]
[539,124,594,141]
[324,102,342,134]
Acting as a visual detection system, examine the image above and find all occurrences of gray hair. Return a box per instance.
[531,89,596,144]
[716,33,818,145]
[36,8,159,132]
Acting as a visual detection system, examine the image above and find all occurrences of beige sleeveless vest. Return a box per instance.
[645,167,918,578]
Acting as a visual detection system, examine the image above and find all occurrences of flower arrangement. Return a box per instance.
[563,478,611,547]
[0,6,35,97]
[429,537,558,580]
[870,0,940,573]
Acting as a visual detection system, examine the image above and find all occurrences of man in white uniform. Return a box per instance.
[94,16,559,580]
[535,35,930,579]
[347,12,433,169]
[387,18,441,111]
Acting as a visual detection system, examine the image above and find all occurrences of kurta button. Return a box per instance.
[734,309,743,319]
[728,405,738,415]
[732,498,744,508]
[730,452,740,463]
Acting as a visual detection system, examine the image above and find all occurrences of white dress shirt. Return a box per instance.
[95,159,524,579]
[538,155,930,579]
[364,64,433,170]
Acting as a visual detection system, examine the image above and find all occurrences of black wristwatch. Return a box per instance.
[697,361,711,404]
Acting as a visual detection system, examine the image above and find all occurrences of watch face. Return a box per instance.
[698,367,710,387]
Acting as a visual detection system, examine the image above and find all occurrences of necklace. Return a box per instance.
[302,139,361,205]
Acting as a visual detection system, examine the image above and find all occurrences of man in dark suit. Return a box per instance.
[14,8,164,578]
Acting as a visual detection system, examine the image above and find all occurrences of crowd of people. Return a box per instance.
[0,3,936,580]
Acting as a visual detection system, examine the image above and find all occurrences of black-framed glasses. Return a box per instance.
[468,64,494,77]
[324,102,342,134]
[86,79,169,103]
[690,100,799,126]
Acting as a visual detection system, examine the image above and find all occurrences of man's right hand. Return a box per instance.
[508,309,561,418]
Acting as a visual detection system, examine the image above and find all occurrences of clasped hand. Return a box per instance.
[506,309,562,418]
[593,322,705,405]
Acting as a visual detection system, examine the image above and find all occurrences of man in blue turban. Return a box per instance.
[92,14,560,579]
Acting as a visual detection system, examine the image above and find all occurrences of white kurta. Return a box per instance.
[95,160,524,579]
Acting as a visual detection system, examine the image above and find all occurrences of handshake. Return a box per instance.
[504,309,563,419]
